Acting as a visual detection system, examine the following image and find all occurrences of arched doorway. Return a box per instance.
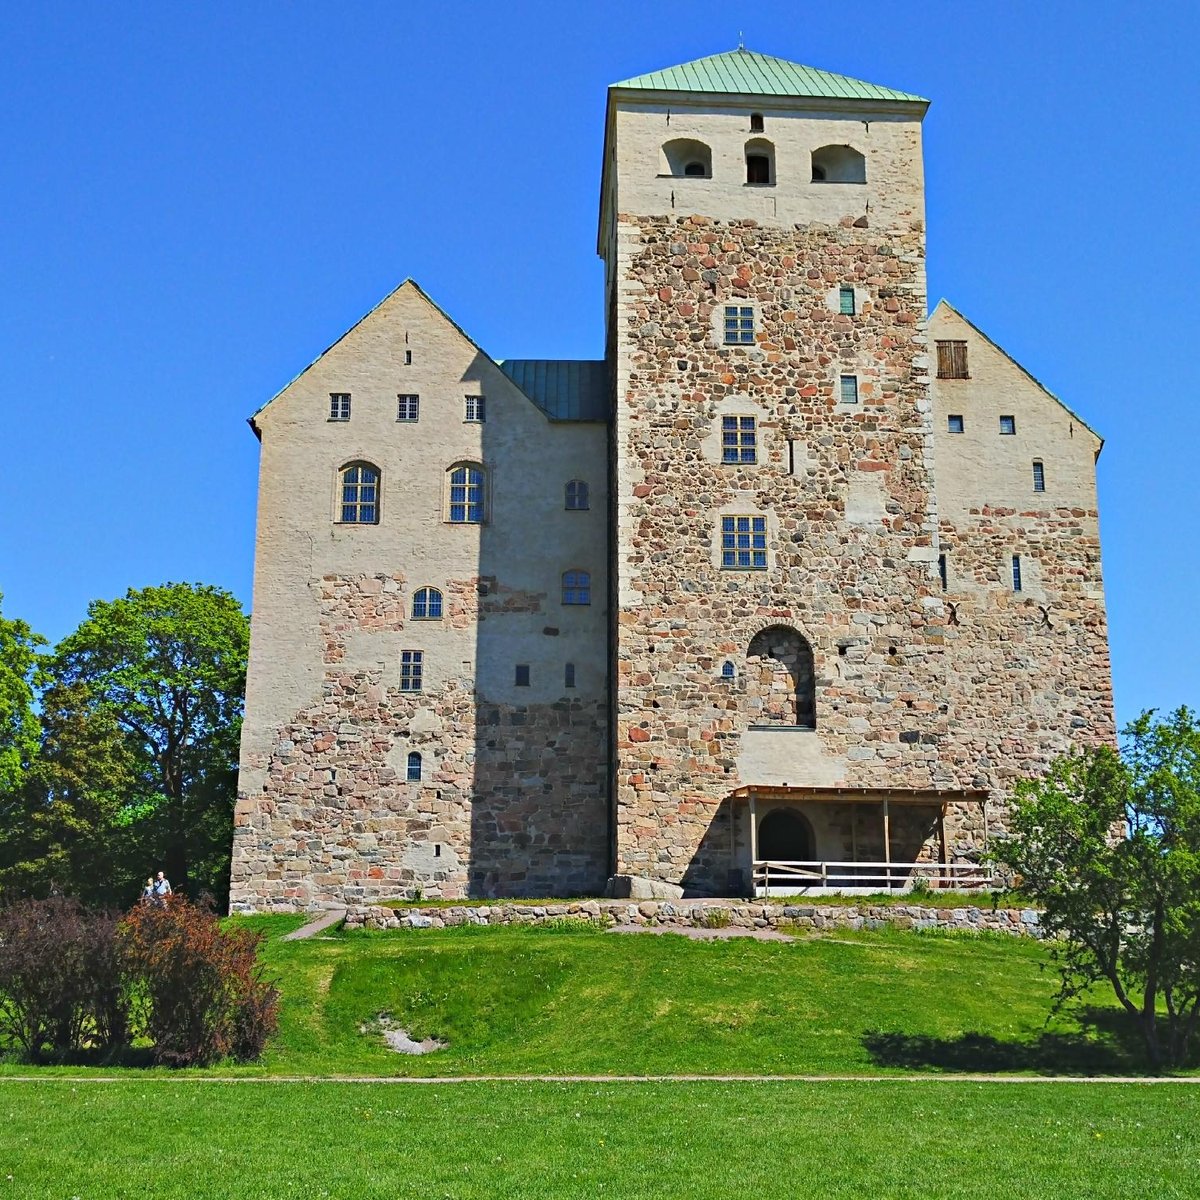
[757,809,815,862]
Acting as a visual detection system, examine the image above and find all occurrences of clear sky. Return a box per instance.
[1,1,1196,728]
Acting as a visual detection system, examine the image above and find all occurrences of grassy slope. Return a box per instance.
[242,921,1142,1077]
[2,1079,1196,1199]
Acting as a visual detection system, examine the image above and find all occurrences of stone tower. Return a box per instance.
[599,49,1111,895]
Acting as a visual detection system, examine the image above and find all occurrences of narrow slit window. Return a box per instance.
[406,752,422,782]
[565,662,576,688]
[464,395,486,422]
[787,439,796,476]
[329,393,351,421]
[399,650,423,692]
[1000,415,1016,435]
[838,287,856,315]
[938,554,948,591]
[1032,460,1046,492]
[1012,555,1023,592]
[723,305,755,345]
[947,414,964,433]
[404,350,412,365]
[562,570,591,605]
[721,415,757,464]
[515,664,530,687]
[721,515,767,569]
[397,394,419,421]
[839,375,859,405]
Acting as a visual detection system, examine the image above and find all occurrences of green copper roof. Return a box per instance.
[612,49,927,104]
[498,360,609,422]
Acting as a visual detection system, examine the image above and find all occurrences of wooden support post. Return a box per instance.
[749,791,759,897]
[938,803,948,890]
[882,797,892,889]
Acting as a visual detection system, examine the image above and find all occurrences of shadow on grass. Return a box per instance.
[862,1007,1152,1075]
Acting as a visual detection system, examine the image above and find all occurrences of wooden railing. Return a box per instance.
[751,859,993,895]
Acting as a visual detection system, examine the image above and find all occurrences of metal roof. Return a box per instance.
[611,49,927,104]
[498,359,609,423]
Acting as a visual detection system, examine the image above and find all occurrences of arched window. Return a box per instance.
[747,625,816,729]
[412,587,443,620]
[447,463,484,524]
[758,809,815,863]
[811,145,866,184]
[339,462,380,524]
[749,112,764,133]
[744,138,774,185]
[721,660,736,681]
[562,570,591,605]
[565,479,589,510]
[407,751,422,782]
[661,138,712,178]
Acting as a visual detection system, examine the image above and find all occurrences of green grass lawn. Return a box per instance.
[1,1078,1195,1199]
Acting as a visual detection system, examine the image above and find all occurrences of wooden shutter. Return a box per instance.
[937,340,969,378]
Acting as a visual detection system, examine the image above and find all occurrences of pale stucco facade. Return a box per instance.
[230,51,1113,911]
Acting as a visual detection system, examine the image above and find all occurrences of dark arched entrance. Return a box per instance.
[757,809,815,862]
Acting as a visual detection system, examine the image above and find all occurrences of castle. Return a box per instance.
[230,50,1114,911]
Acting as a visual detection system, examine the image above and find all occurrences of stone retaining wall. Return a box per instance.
[343,898,1043,937]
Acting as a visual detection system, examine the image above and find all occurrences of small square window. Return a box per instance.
[721,515,767,570]
[947,414,964,433]
[723,305,755,345]
[1000,415,1016,435]
[400,650,423,692]
[329,393,351,421]
[721,415,757,464]
[465,395,486,422]
[397,394,419,421]
[839,287,856,315]
[515,664,530,687]
[839,375,859,405]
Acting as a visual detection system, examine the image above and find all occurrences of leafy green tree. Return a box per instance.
[995,708,1200,1070]
[0,592,45,797]
[48,584,249,905]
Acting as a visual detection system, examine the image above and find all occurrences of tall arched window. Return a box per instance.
[339,462,380,524]
[447,463,485,524]
[811,145,866,183]
[407,751,422,782]
[412,587,443,620]
[660,138,712,178]
[565,479,589,510]
[747,625,816,729]
[562,570,591,605]
[744,138,774,185]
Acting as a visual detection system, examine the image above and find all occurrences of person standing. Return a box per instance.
[141,877,155,904]
[152,871,173,904]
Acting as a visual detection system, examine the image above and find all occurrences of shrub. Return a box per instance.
[121,897,278,1066]
[0,896,129,1061]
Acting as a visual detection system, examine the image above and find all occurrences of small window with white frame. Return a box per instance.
[721,515,767,569]
[329,393,351,421]
[565,480,589,510]
[397,394,419,421]
[465,395,486,422]
[839,375,859,405]
[406,751,422,782]
[723,305,755,345]
[447,463,485,524]
[1032,460,1046,492]
[722,416,756,464]
[412,587,443,620]
[399,650,423,692]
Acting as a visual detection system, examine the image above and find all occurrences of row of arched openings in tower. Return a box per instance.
[661,137,866,186]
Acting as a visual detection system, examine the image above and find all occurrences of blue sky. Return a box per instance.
[1,1,1196,727]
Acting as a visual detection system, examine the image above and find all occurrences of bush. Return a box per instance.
[0,896,129,1061]
[121,897,279,1066]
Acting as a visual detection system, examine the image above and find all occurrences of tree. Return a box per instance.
[48,584,249,905]
[994,708,1200,1071]
[0,592,45,798]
